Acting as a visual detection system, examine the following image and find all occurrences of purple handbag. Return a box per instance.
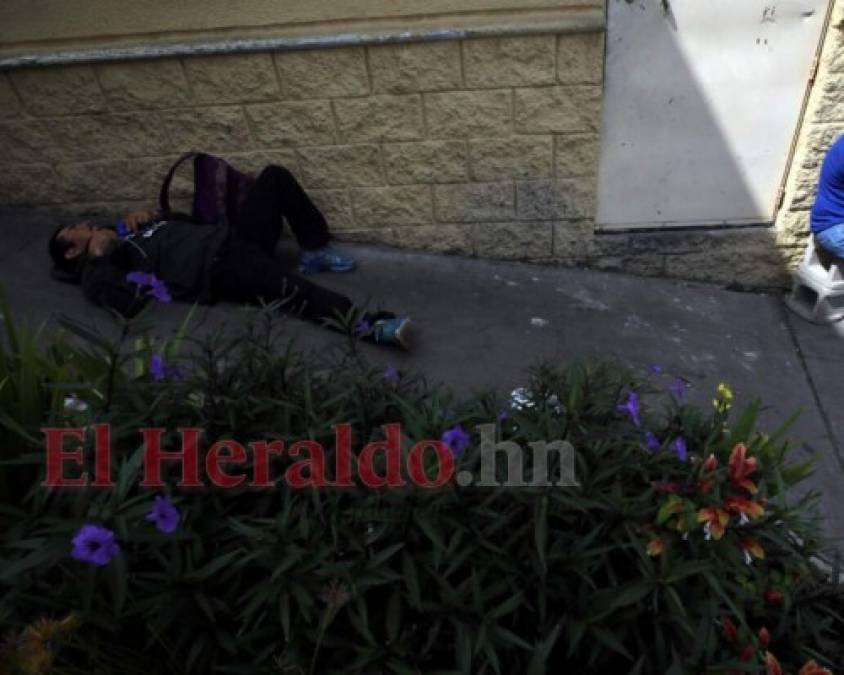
[159,152,255,226]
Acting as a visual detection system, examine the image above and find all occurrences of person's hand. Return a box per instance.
[87,228,118,258]
[124,208,160,232]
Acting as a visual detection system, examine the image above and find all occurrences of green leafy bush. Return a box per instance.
[0,300,842,674]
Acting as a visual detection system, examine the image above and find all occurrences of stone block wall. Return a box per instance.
[773,0,844,255]
[0,32,604,260]
[3,3,843,290]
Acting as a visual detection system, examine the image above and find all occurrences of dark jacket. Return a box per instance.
[80,218,229,318]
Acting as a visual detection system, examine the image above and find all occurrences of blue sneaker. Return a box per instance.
[299,246,357,274]
[372,317,411,349]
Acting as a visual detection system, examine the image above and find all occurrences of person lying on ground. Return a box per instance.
[47,163,411,348]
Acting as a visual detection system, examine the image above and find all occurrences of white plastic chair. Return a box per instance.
[785,237,844,323]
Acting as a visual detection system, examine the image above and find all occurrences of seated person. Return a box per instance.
[811,134,844,258]
[47,163,411,348]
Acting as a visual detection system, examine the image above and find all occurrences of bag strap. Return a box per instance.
[159,152,198,217]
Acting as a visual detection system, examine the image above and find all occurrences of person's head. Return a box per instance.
[48,221,94,281]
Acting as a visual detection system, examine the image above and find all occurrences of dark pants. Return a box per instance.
[210,166,354,323]
[235,164,331,252]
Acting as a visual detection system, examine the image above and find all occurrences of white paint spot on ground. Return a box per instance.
[624,315,653,331]
[506,281,518,287]
[743,351,760,362]
[531,276,540,282]
[530,317,549,327]
[555,287,610,311]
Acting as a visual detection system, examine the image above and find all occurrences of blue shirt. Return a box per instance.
[811,135,844,233]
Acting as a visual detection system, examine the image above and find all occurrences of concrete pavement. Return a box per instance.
[3,208,843,545]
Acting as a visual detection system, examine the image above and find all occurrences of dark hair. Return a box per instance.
[48,224,83,283]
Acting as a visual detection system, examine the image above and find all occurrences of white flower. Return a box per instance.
[187,391,205,408]
[63,395,89,414]
[703,522,712,541]
[509,387,534,411]
[547,394,565,415]
[743,550,753,566]
[509,388,564,415]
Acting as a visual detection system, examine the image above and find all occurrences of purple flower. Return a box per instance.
[498,409,510,422]
[383,366,401,384]
[148,278,172,303]
[149,354,181,381]
[126,271,155,287]
[145,495,180,534]
[126,271,172,304]
[644,431,660,452]
[150,354,166,381]
[669,378,688,400]
[441,425,470,458]
[673,437,688,462]
[71,524,120,566]
[115,221,130,238]
[616,391,642,428]
[648,364,664,375]
[353,320,372,336]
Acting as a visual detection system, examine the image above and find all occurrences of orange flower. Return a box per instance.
[722,617,738,643]
[799,660,834,675]
[698,506,730,540]
[729,443,759,494]
[758,626,770,649]
[738,538,765,563]
[646,538,666,557]
[702,453,718,473]
[725,496,765,520]
[765,651,783,675]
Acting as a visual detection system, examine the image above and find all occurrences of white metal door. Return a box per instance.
[597,0,829,230]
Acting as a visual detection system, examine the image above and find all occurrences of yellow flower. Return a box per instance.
[713,382,734,414]
[1,614,79,675]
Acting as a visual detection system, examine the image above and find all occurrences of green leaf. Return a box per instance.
[590,624,633,661]
[781,456,816,487]
[490,625,531,651]
[368,542,404,569]
[527,622,562,675]
[607,582,652,611]
[534,495,548,574]
[386,591,401,642]
[455,621,472,674]
[414,511,446,554]
[402,550,422,609]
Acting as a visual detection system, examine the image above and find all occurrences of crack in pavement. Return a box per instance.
[780,300,844,472]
